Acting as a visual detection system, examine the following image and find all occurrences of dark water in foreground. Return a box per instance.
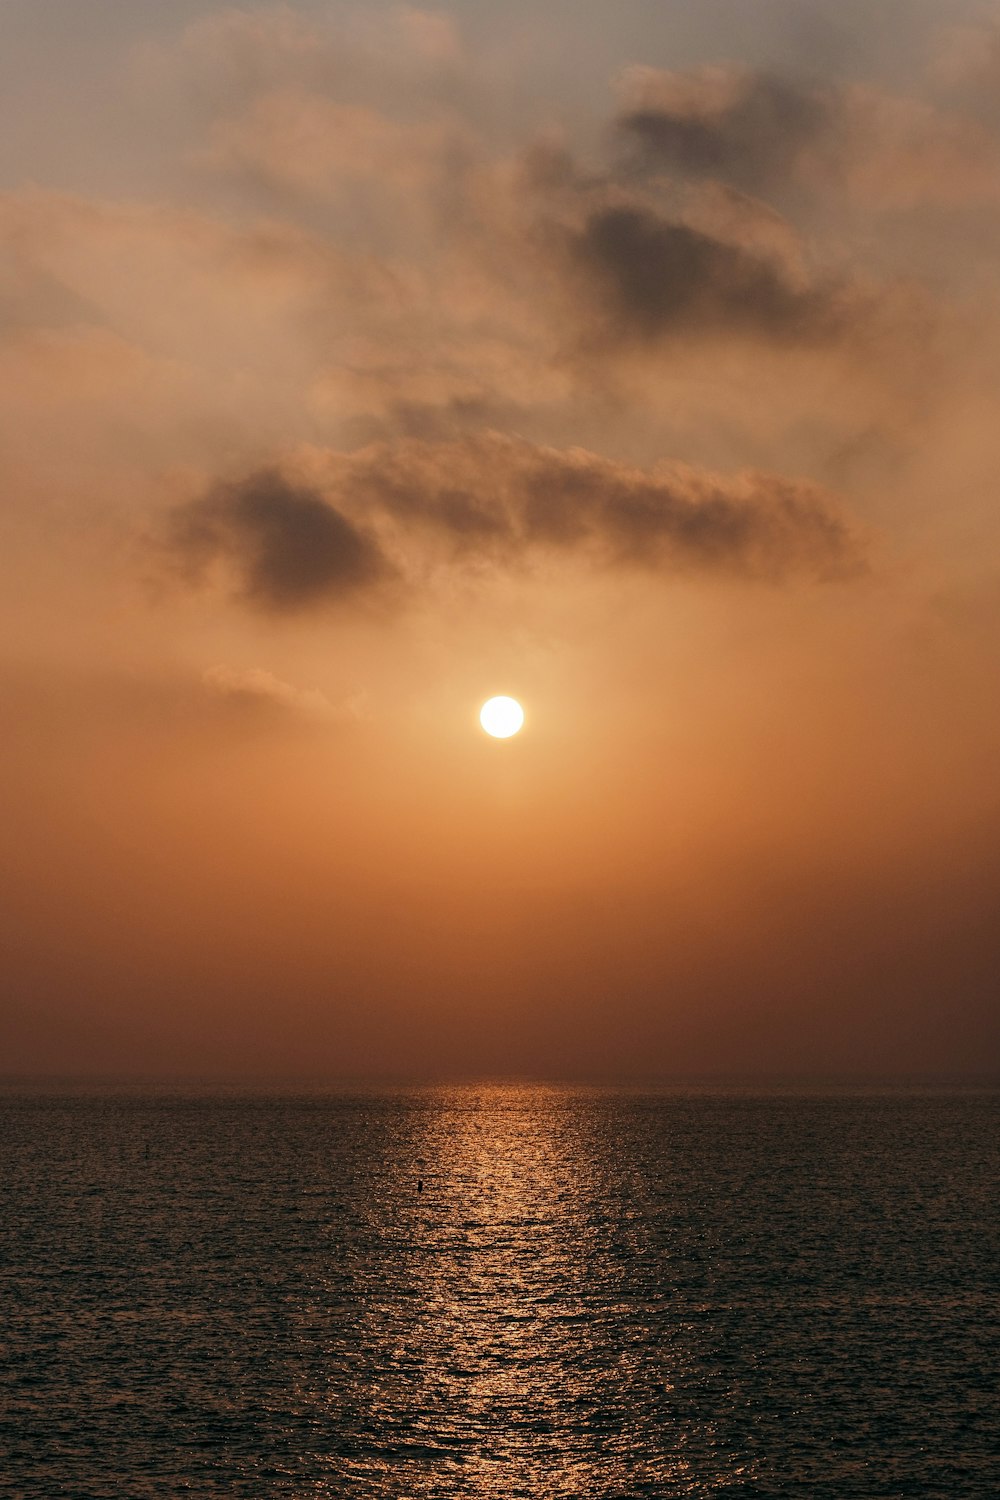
[1,1088,997,1498]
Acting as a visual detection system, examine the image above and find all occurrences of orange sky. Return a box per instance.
[1,1,998,1080]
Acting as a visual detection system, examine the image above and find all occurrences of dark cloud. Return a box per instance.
[617,69,830,193]
[568,204,844,344]
[166,440,865,616]
[615,64,1000,214]
[348,435,866,583]
[517,445,862,579]
[166,469,390,611]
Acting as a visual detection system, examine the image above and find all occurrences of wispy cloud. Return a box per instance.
[202,664,365,724]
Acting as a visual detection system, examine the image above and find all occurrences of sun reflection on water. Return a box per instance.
[337,1085,730,1497]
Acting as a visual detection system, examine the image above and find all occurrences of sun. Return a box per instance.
[480,696,524,738]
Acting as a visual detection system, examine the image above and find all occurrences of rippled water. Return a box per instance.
[1,1087,997,1497]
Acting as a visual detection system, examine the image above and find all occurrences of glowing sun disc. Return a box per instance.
[480,696,524,738]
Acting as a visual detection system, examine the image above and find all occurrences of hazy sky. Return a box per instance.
[2,0,999,1080]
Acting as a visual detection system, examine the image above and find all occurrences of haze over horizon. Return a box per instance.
[2,0,999,1082]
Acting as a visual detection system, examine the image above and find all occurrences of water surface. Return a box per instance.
[1,1086,997,1496]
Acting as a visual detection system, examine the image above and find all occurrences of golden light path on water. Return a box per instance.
[337,1086,742,1496]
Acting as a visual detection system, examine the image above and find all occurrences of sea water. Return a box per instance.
[1,1086,997,1497]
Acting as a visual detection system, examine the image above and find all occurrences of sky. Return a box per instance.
[2,0,999,1082]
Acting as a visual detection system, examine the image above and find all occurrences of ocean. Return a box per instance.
[1,1086,997,1497]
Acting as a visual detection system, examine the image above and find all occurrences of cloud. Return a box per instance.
[202,664,363,724]
[341,433,867,583]
[198,93,468,207]
[616,63,1000,211]
[166,469,391,611]
[395,7,463,66]
[566,203,846,345]
[617,66,829,194]
[167,437,864,615]
[157,3,462,108]
[932,21,1000,101]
